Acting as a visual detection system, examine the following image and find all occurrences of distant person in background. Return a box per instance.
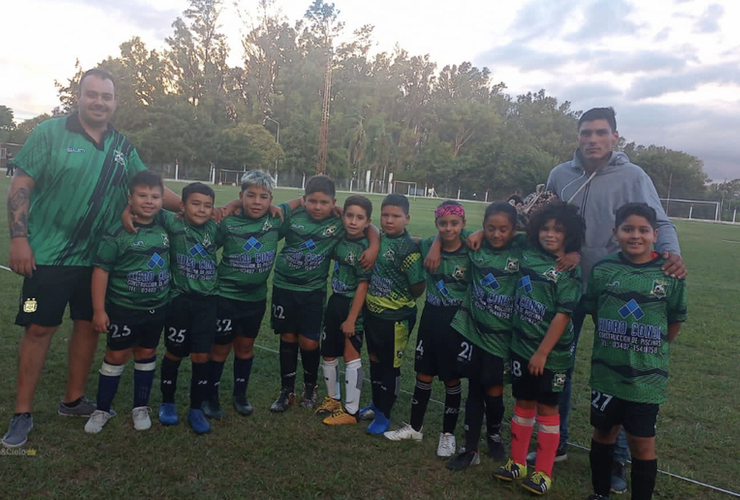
[5,152,14,177]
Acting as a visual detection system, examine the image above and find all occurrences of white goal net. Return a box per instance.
[660,198,719,221]
[218,169,246,186]
[392,181,419,199]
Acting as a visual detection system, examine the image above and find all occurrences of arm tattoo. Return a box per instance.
[8,187,30,238]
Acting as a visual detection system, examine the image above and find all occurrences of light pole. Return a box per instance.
[265,116,280,184]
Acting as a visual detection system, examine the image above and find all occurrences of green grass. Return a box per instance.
[1,177,739,499]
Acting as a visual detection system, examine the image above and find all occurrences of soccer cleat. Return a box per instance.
[2,413,34,448]
[521,471,553,495]
[446,450,481,471]
[201,397,224,420]
[526,444,568,466]
[315,397,341,416]
[187,408,211,434]
[323,408,358,426]
[487,432,506,460]
[158,403,179,426]
[132,406,152,431]
[269,389,296,413]
[586,495,609,500]
[300,384,318,410]
[611,460,627,494]
[494,459,527,481]
[233,395,254,416]
[84,409,113,434]
[384,423,423,442]
[58,396,102,417]
[437,432,456,457]
[366,411,391,435]
[358,403,377,421]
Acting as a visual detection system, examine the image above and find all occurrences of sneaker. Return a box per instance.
[494,459,527,481]
[437,432,456,457]
[587,495,609,500]
[201,398,224,420]
[84,409,113,434]
[233,395,253,416]
[58,396,100,417]
[358,403,377,421]
[2,413,34,448]
[132,406,152,431]
[187,408,211,434]
[300,384,318,409]
[366,411,391,435]
[487,432,506,460]
[384,423,423,442]
[521,471,552,495]
[315,397,341,416]
[323,407,358,426]
[269,389,296,413]
[611,460,627,494]
[446,450,480,471]
[158,403,179,426]
[526,445,568,466]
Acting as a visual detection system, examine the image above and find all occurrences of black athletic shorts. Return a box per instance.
[321,294,363,358]
[364,309,417,369]
[164,294,218,357]
[105,302,165,351]
[15,266,93,327]
[271,286,326,341]
[213,296,267,345]
[456,340,509,386]
[510,352,568,407]
[590,391,660,438]
[414,305,463,382]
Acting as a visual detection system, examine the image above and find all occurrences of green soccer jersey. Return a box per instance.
[366,230,425,321]
[93,221,171,310]
[12,114,147,266]
[332,236,372,298]
[584,252,687,404]
[451,236,524,357]
[217,205,288,302]
[512,246,582,371]
[420,236,471,308]
[273,208,346,292]
[161,211,218,297]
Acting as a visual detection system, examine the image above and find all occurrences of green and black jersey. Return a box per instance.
[420,236,471,308]
[512,246,582,371]
[93,221,171,310]
[331,236,372,298]
[366,230,425,321]
[12,114,147,266]
[161,211,218,297]
[584,252,687,404]
[217,205,288,302]
[273,208,345,292]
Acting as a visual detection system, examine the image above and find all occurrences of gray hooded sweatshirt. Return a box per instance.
[546,149,680,289]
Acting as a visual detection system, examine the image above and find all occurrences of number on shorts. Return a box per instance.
[216,319,232,333]
[416,339,424,356]
[590,391,613,412]
[458,341,473,362]
[167,327,186,344]
[272,304,286,320]
[511,360,522,378]
[109,324,132,339]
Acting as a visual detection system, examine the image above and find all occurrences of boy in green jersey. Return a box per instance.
[158,182,219,434]
[362,194,426,435]
[85,171,170,434]
[585,203,686,500]
[318,195,373,425]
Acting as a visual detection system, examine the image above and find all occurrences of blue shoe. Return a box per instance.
[158,403,179,426]
[358,403,377,421]
[187,408,211,434]
[366,411,391,435]
[611,460,628,494]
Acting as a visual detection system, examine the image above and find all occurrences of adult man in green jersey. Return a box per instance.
[4,68,181,448]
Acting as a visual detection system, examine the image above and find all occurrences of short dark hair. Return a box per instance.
[381,193,410,215]
[507,194,523,205]
[484,201,517,228]
[578,107,617,132]
[182,182,215,203]
[615,202,657,229]
[305,174,336,198]
[79,68,115,90]
[129,170,163,194]
[344,195,372,218]
[527,201,586,253]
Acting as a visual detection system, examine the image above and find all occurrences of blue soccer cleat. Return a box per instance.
[158,403,179,426]
[187,408,211,434]
[366,411,391,435]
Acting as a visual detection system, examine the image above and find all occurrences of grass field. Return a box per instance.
[1,177,739,499]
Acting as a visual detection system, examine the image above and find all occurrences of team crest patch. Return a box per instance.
[505,258,519,272]
[263,220,272,232]
[452,266,466,280]
[651,279,667,299]
[345,252,356,265]
[552,372,567,391]
[162,234,169,246]
[203,235,212,247]
[384,247,395,261]
[396,349,404,359]
[114,150,125,165]
[323,225,337,237]
[23,298,38,313]
[543,267,560,282]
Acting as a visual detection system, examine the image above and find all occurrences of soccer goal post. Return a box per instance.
[660,198,720,221]
[392,181,419,200]
[218,169,246,186]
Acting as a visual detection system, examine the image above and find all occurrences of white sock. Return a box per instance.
[345,358,363,415]
[322,358,339,399]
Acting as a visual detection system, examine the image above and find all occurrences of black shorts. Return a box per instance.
[321,294,363,358]
[271,287,326,341]
[164,294,218,357]
[414,305,463,382]
[590,391,660,438]
[456,341,509,386]
[364,310,417,369]
[510,352,568,406]
[213,297,267,345]
[15,266,93,327]
[105,302,165,351]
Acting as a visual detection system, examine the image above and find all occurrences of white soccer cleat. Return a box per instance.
[132,406,152,431]
[383,423,423,441]
[437,432,457,457]
[84,409,112,434]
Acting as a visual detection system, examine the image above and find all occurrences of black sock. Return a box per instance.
[464,381,485,452]
[369,359,382,407]
[233,357,253,398]
[631,457,658,500]
[377,366,400,418]
[409,378,433,432]
[300,347,321,387]
[64,397,83,407]
[589,439,614,497]
[207,360,225,400]
[483,393,504,437]
[161,357,181,404]
[443,381,462,435]
[279,340,299,391]
[190,361,209,410]
[133,356,156,408]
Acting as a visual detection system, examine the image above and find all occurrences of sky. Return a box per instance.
[2,0,739,181]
